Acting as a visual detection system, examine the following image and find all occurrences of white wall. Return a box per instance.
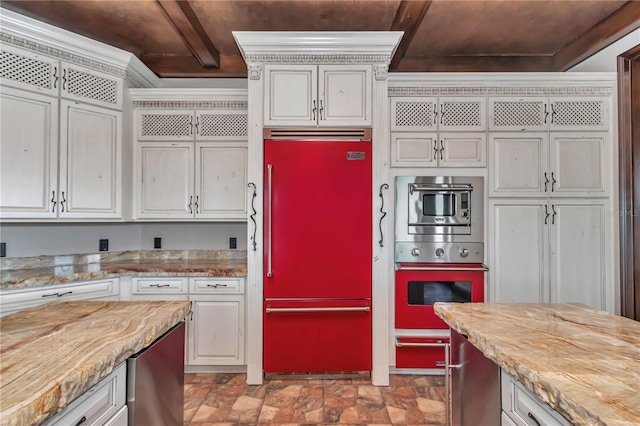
[569,28,640,72]
[0,223,247,257]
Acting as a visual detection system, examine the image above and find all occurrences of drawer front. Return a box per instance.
[0,279,119,315]
[395,336,449,369]
[45,362,126,426]
[132,278,188,294]
[191,278,243,294]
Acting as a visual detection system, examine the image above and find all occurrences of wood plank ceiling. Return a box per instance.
[2,0,639,77]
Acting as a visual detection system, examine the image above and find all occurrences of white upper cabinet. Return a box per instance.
[391,132,486,168]
[489,96,609,132]
[0,87,58,218]
[265,64,371,126]
[391,96,486,132]
[137,109,248,141]
[59,100,122,218]
[549,132,608,195]
[1,45,123,110]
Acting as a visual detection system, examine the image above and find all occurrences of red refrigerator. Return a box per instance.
[263,139,372,373]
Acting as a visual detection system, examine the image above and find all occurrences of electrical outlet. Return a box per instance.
[229,237,237,249]
[0,242,6,258]
[154,237,162,249]
[99,239,109,252]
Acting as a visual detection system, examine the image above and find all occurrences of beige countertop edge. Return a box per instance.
[434,303,612,426]
[0,301,191,426]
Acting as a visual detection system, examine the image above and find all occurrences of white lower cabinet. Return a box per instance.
[489,198,608,310]
[0,278,120,317]
[44,362,126,426]
[501,371,572,426]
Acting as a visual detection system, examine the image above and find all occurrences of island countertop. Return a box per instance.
[434,302,640,426]
[0,300,191,426]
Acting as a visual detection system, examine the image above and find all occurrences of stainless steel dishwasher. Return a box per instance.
[127,322,185,426]
[449,329,500,425]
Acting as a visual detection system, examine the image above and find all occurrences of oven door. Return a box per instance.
[408,186,471,235]
[395,263,486,329]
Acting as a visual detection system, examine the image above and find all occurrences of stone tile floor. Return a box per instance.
[184,373,446,425]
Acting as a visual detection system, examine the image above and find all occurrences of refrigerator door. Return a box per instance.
[263,299,372,373]
[264,140,372,299]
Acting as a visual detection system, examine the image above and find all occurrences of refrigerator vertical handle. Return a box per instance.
[267,164,273,277]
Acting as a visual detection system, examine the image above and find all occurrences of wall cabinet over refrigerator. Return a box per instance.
[264,64,372,126]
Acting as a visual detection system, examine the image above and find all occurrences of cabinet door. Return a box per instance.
[390,132,438,167]
[264,65,317,126]
[319,65,371,126]
[438,97,486,131]
[489,97,548,131]
[59,101,121,218]
[60,62,122,109]
[390,97,437,131]
[195,110,247,141]
[0,45,59,96]
[137,110,195,141]
[549,132,608,197]
[489,199,547,303]
[489,133,548,197]
[439,132,486,167]
[0,88,58,218]
[137,142,194,218]
[187,295,244,365]
[549,200,607,310]
[549,97,609,131]
[195,143,247,219]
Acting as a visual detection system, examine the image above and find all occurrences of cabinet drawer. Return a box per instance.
[44,362,126,426]
[0,279,119,316]
[190,278,244,294]
[131,277,188,294]
[501,372,572,426]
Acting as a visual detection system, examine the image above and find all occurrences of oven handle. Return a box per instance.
[266,306,370,313]
[395,264,489,272]
[409,183,472,194]
[395,337,448,347]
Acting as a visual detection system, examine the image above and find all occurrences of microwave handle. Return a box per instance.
[409,184,473,194]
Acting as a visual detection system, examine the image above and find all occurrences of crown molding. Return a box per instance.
[0,8,158,88]
[129,88,248,108]
[233,31,403,65]
[387,72,617,87]
[388,86,614,96]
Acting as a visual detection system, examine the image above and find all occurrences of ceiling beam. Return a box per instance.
[155,0,220,69]
[140,54,247,78]
[552,1,640,71]
[395,56,555,72]
[389,0,433,70]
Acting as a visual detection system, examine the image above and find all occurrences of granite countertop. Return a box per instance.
[434,302,640,426]
[0,250,247,290]
[0,300,191,426]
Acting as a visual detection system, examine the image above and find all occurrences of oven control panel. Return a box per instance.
[396,242,484,263]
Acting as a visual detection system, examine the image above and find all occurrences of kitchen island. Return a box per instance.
[434,302,640,426]
[0,300,191,426]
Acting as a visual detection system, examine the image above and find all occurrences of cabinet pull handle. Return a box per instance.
[551,204,557,225]
[544,204,549,225]
[440,103,444,125]
[550,103,556,124]
[42,291,73,298]
[62,68,67,91]
[53,66,59,89]
[378,183,389,247]
[544,103,549,124]
[194,195,199,214]
[439,139,444,160]
[51,191,57,212]
[195,116,199,136]
[188,195,193,214]
[150,284,170,288]
[527,412,541,426]
[433,140,438,160]
[544,172,549,192]
[248,183,257,252]
[551,172,557,192]
[206,283,227,288]
[189,116,193,135]
[74,416,87,426]
[319,99,324,120]
[312,100,317,120]
[60,191,66,212]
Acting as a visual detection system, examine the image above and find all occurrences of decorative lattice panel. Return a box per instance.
[0,50,53,89]
[395,101,435,128]
[198,114,247,137]
[441,101,481,127]
[141,114,193,137]
[552,101,603,127]
[493,101,543,127]
[65,68,118,105]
